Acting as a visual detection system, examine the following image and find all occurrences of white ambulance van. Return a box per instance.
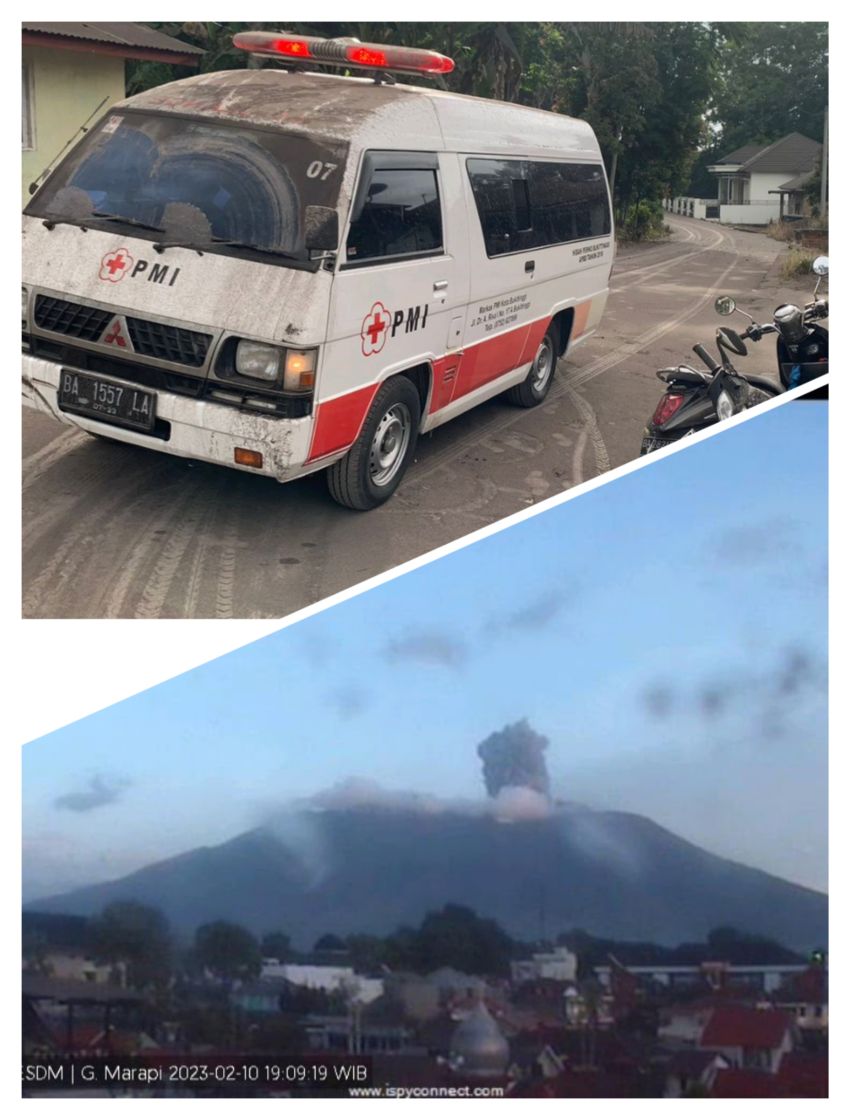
[22,32,614,509]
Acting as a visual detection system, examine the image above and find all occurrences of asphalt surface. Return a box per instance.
[22,216,819,619]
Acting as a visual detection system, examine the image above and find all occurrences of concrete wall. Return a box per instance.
[22,44,125,206]
[719,201,781,225]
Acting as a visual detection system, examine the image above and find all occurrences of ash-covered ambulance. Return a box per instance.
[22,32,614,509]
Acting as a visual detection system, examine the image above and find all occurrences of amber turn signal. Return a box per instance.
[234,448,263,469]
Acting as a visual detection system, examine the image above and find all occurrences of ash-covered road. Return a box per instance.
[22,217,810,618]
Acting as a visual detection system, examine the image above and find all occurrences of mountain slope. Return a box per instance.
[28,807,827,950]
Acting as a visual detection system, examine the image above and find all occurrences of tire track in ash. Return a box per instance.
[22,457,192,617]
[97,476,209,619]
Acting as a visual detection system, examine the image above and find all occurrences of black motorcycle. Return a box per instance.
[641,256,829,454]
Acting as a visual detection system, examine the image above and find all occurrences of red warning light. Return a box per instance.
[272,38,313,59]
[233,31,455,76]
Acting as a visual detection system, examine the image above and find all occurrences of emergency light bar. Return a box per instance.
[233,31,455,76]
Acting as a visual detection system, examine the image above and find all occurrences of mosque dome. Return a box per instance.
[449,1000,510,1078]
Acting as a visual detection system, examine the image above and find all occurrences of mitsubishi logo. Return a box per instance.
[99,248,134,283]
[101,315,133,352]
[361,301,391,356]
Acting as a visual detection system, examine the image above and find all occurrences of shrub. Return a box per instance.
[780,247,818,281]
[619,199,667,242]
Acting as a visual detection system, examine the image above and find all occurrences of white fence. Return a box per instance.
[664,196,781,225]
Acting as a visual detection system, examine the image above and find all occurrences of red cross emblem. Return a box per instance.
[99,248,134,283]
[361,301,391,356]
[101,316,132,351]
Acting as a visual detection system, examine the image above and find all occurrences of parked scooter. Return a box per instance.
[640,256,828,454]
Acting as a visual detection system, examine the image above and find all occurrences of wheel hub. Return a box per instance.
[369,403,411,487]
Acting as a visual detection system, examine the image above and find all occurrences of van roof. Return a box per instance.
[120,68,601,160]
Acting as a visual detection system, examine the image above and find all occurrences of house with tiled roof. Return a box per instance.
[706,132,822,224]
[774,962,828,1032]
[699,1005,795,1073]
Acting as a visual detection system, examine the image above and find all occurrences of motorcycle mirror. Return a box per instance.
[812,256,829,277]
[717,326,748,357]
[715,295,736,316]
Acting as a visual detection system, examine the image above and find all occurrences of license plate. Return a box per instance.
[641,435,677,454]
[58,369,156,432]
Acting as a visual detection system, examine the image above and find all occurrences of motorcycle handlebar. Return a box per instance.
[692,343,717,371]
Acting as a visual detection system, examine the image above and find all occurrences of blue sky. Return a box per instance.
[23,402,828,901]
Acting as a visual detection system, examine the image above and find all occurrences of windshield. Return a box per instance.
[26,110,347,259]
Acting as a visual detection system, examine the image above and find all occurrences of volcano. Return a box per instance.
[27,806,827,950]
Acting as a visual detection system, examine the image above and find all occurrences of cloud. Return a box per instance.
[327,684,370,720]
[637,644,826,741]
[383,629,468,668]
[477,718,551,798]
[708,516,801,566]
[485,589,567,636]
[53,775,130,813]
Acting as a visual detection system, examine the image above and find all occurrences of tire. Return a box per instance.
[506,325,558,408]
[326,376,421,510]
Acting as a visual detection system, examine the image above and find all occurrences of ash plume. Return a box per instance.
[477,719,551,799]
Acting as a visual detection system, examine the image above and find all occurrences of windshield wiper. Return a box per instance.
[212,240,305,261]
[152,236,304,261]
[42,217,89,232]
[91,212,165,233]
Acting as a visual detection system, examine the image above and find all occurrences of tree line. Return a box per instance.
[127,22,827,237]
[25,899,815,996]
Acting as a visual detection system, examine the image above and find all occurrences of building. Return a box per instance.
[260,958,384,1004]
[510,946,577,985]
[773,962,828,1032]
[706,132,822,224]
[22,22,204,204]
[699,1005,795,1073]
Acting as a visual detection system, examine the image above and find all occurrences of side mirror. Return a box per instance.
[304,205,339,252]
[717,326,748,357]
[715,295,736,316]
[812,256,829,277]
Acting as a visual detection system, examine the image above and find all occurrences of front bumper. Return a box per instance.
[22,353,319,483]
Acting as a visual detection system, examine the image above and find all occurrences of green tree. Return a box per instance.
[194,920,261,982]
[91,900,172,990]
[711,23,828,151]
[259,931,292,961]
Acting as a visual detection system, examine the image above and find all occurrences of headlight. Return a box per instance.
[715,389,734,421]
[235,340,282,381]
[22,285,28,325]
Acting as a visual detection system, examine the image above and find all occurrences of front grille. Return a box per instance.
[34,295,112,342]
[126,316,211,368]
[28,337,313,419]
[33,295,212,368]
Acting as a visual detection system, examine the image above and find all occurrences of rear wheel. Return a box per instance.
[506,325,558,408]
[326,377,421,511]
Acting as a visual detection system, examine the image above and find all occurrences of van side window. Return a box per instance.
[467,158,610,256]
[346,168,442,263]
[465,159,529,256]
[529,162,611,245]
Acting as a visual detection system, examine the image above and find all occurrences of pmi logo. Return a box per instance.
[98,250,181,287]
[360,301,429,357]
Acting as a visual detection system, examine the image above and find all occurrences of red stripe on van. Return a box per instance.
[307,303,593,461]
[572,298,592,339]
[307,383,380,462]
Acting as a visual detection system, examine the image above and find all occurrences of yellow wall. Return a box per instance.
[22,44,126,207]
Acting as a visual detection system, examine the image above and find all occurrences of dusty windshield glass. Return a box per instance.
[27,110,347,258]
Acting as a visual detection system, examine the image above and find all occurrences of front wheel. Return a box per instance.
[326,377,421,511]
[506,326,558,408]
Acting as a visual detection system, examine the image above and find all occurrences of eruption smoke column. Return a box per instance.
[477,719,551,799]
